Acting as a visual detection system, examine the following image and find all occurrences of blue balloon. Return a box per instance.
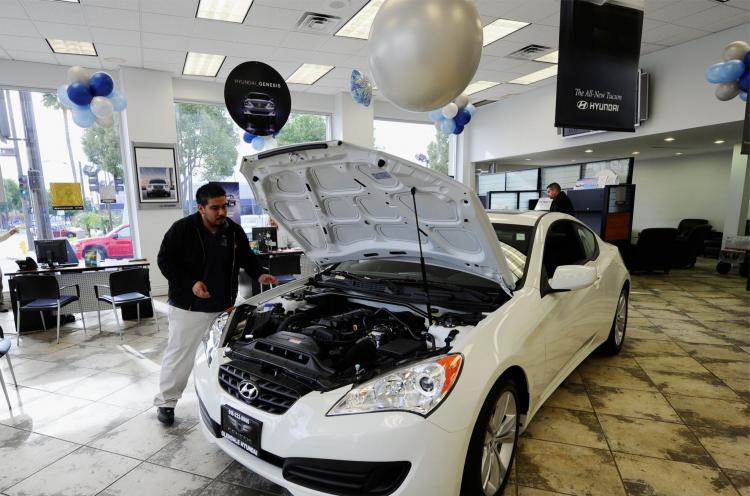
[718,59,745,83]
[745,51,750,71]
[251,136,265,151]
[428,109,444,121]
[56,84,75,108]
[739,72,749,93]
[108,90,128,112]
[67,82,93,106]
[243,132,255,143]
[706,62,726,83]
[454,108,472,126]
[440,118,456,135]
[465,103,476,117]
[71,106,96,128]
[452,123,464,135]
[741,91,748,102]
[89,72,114,97]
[272,131,279,138]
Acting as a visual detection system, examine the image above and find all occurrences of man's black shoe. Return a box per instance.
[157,407,174,426]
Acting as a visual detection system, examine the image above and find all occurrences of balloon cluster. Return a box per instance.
[243,132,278,152]
[427,93,476,135]
[705,41,750,102]
[350,69,373,107]
[57,66,127,128]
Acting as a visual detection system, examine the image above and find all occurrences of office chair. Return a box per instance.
[94,268,159,337]
[12,275,86,345]
[0,325,18,410]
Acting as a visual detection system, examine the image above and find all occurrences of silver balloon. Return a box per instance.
[368,0,483,112]
[722,41,750,61]
[715,81,740,101]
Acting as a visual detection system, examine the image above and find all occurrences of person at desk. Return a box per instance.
[154,183,278,426]
[268,217,299,249]
[0,226,19,312]
[546,182,575,216]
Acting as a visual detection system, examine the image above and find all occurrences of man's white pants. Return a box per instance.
[154,305,219,408]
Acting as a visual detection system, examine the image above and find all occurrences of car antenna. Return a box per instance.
[410,187,434,326]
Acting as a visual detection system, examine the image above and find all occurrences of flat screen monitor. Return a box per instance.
[252,227,278,251]
[34,239,71,267]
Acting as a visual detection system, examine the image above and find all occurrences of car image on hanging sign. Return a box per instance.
[193,141,630,496]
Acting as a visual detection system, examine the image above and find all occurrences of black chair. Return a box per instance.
[677,219,709,238]
[94,268,159,337]
[0,325,18,410]
[672,223,712,268]
[625,228,678,273]
[12,275,86,345]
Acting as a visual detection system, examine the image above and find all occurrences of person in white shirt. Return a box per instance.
[268,217,299,250]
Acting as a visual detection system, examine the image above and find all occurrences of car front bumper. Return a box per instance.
[194,350,469,496]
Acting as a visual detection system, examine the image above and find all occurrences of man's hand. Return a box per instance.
[8,227,18,235]
[192,281,211,299]
[258,274,278,285]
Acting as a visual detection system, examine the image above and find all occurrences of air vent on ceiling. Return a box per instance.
[473,99,497,108]
[508,44,552,60]
[296,12,342,34]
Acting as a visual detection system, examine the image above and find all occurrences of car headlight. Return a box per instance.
[202,311,229,364]
[328,354,463,417]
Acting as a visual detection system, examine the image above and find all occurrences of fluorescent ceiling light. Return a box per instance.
[664,137,675,142]
[714,139,725,144]
[632,151,640,155]
[483,18,529,46]
[534,50,559,64]
[47,39,96,56]
[465,80,500,95]
[524,158,531,161]
[183,52,225,77]
[675,152,682,155]
[196,0,253,23]
[286,64,334,85]
[584,149,593,153]
[335,0,385,39]
[509,65,558,85]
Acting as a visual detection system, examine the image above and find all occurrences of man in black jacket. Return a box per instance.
[546,182,575,216]
[153,183,277,425]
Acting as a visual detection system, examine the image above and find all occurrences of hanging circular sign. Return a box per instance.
[224,61,291,136]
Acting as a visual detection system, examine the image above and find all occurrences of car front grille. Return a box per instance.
[218,363,303,415]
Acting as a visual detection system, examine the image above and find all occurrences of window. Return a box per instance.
[373,119,448,175]
[541,164,580,190]
[489,192,518,210]
[574,224,598,260]
[0,88,133,290]
[477,173,505,195]
[506,169,538,191]
[519,191,540,210]
[118,227,131,238]
[542,221,587,278]
[583,159,631,184]
[492,223,532,282]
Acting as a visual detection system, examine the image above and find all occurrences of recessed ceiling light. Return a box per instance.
[182,52,225,77]
[714,139,725,144]
[47,39,96,56]
[482,18,529,46]
[509,65,558,85]
[524,158,531,161]
[286,64,334,85]
[584,149,593,153]
[196,0,253,23]
[335,0,385,39]
[675,152,682,155]
[632,151,640,155]
[664,137,675,142]
[534,50,559,64]
[465,80,500,95]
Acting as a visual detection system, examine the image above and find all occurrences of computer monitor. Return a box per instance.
[252,227,278,252]
[34,239,71,267]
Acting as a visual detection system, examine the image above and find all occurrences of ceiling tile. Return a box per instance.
[696,13,750,32]
[641,23,709,45]
[89,27,141,47]
[673,4,750,30]
[482,38,533,58]
[0,33,49,51]
[280,31,329,50]
[318,36,366,55]
[244,5,304,31]
[142,60,182,73]
[271,46,318,63]
[646,0,713,21]
[0,46,9,59]
[474,0,526,19]
[644,0,682,14]
[141,32,189,51]
[0,0,28,19]
[141,0,198,17]
[642,18,667,31]
[537,10,560,27]
[54,53,102,68]
[503,0,559,23]
[504,23,559,46]
[640,42,667,55]
[34,21,92,41]
[141,12,195,36]
[728,0,750,12]
[142,47,185,64]
[4,47,56,63]
[0,17,36,36]
[83,5,141,30]
[306,50,350,66]
[83,0,138,10]
[20,0,86,24]
[95,43,141,65]
[191,19,287,47]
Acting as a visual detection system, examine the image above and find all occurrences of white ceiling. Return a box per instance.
[0,0,749,102]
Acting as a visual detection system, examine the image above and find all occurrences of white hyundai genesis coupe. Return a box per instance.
[194,141,629,496]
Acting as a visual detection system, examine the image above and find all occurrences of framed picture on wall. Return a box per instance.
[133,143,180,206]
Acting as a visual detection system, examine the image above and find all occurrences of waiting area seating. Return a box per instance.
[0,325,18,410]
[624,228,678,273]
[94,268,159,337]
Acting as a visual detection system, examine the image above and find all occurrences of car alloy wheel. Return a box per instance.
[481,390,517,495]
[614,290,628,347]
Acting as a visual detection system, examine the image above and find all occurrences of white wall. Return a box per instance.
[631,151,733,234]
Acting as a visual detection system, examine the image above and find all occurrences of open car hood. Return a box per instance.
[241,141,515,291]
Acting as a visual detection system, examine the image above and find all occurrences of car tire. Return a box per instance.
[460,378,519,496]
[597,286,628,356]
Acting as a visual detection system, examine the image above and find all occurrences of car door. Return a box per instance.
[111,226,132,258]
[538,220,599,385]
[572,223,611,340]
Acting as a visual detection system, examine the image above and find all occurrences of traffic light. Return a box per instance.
[114,175,124,192]
[88,174,99,192]
[18,175,28,197]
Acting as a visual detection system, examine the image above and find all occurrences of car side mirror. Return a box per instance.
[111,234,118,239]
[548,265,597,291]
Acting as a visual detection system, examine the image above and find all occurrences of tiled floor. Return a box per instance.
[0,258,747,496]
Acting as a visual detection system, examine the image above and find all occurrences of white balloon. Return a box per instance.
[90,96,114,118]
[67,65,90,85]
[95,114,114,128]
[368,0,483,112]
[453,93,469,109]
[441,102,458,119]
[715,81,740,101]
[262,135,278,149]
[723,40,750,61]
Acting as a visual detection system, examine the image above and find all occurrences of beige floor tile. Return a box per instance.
[666,394,750,431]
[98,462,211,496]
[634,355,708,373]
[643,368,743,400]
[523,406,608,450]
[622,339,689,357]
[628,326,673,341]
[703,360,750,383]
[645,309,693,321]
[561,369,583,385]
[543,383,593,412]
[581,353,643,370]
[691,426,750,472]
[586,384,681,422]
[516,438,625,496]
[516,486,568,495]
[662,327,736,346]
[598,414,714,466]
[724,470,750,496]
[677,343,750,363]
[148,425,234,479]
[579,363,657,392]
[614,452,739,496]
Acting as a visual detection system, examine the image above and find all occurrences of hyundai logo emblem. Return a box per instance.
[238,381,259,401]
[577,100,589,110]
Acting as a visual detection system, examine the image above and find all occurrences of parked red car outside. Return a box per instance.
[74,224,133,260]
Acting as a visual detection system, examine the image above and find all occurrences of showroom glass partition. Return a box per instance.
[373,119,450,176]
[173,102,330,231]
[0,88,133,291]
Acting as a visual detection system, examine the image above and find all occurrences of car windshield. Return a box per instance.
[492,223,533,282]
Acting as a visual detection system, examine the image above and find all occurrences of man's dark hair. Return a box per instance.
[547,182,561,191]
[195,183,226,206]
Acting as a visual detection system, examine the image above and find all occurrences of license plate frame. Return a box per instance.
[220,404,262,456]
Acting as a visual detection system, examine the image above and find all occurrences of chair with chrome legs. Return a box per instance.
[94,268,159,337]
[0,325,18,410]
[12,275,86,345]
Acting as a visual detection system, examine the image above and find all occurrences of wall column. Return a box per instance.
[332,92,374,148]
[722,144,750,245]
